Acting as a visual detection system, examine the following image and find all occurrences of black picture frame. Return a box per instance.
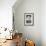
[24,13,34,26]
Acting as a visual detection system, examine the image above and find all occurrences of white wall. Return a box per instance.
[13,0,46,46]
[0,0,16,30]
[13,0,41,46]
[41,0,46,46]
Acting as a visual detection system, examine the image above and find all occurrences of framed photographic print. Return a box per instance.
[24,13,34,26]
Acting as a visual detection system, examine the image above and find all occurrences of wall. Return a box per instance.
[0,0,16,30]
[13,0,41,46]
[41,0,46,46]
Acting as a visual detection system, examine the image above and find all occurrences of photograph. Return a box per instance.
[24,13,34,26]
